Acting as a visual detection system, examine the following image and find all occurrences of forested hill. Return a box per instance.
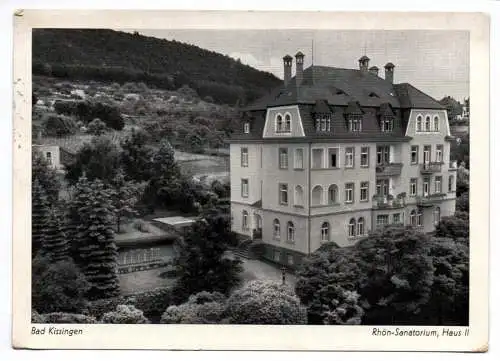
[32,29,282,105]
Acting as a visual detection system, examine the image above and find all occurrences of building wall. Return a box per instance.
[230,143,262,205]
[33,145,62,170]
[262,105,305,138]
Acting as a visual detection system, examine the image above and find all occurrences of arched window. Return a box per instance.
[284,113,292,132]
[312,185,323,206]
[328,184,338,204]
[242,211,249,230]
[348,218,356,237]
[357,217,365,236]
[273,219,280,239]
[416,115,423,132]
[276,114,283,132]
[294,185,304,207]
[417,209,423,226]
[287,221,295,242]
[433,206,441,225]
[321,222,330,242]
[433,115,440,131]
[410,209,417,226]
[425,116,431,132]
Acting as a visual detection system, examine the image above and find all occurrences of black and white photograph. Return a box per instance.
[11,9,489,351]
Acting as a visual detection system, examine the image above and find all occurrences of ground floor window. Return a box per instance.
[321,222,330,242]
[376,214,389,227]
[433,206,441,225]
[410,209,423,227]
[357,217,365,236]
[273,250,281,262]
[392,213,401,224]
[348,218,356,237]
[287,254,294,266]
[242,210,249,230]
[287,221,295,243]
[273,219,281,240]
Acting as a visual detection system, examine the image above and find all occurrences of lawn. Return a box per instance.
[119,266,175,296]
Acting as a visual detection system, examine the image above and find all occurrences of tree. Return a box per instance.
[71,176,119,300]
[43,113,77,136]
[439,96,463,121]
[65,135,122,185]
[295,246,364,325]
[32,256,90,314]
[173,210,242,300]
[110,169,144,233]
[161,291,226,324]
[355,226,435,324]
[39,208,70,262]
[225,280,307,324]
[87,118,107,136]
[120,128,154,182]
[456,192,469,213]
[435,215,469,240]
[32,150,60,205]
[456,162,470,197]
[32,179,50,258]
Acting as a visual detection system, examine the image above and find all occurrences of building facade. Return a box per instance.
[229,52,457,266]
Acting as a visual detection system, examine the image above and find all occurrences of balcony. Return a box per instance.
[375,163,403,177]
[372,194,406,209]
[449,160,458,171]
[415,193,447,207]
[420,162,442,174]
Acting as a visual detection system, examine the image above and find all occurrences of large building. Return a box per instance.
[228,52,457,266]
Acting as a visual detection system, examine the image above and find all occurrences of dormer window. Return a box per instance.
[284,114,291,132]
[345,101,363,132]
[349,117,362,132]
[275,113,292,133]
[380,116,394,132]
[315,116,331,132]
[243,122,250,134]
[276,114,283,132]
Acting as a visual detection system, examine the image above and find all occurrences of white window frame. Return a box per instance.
[433,207,441,225]
[410,178,417,196]
[279,183,288,205]
[287,221,295,243]
[328,147,339,168]
[294,185,304,207]
[275,114,283,133]
[417,210,423,226]
[423,177,430,197]
[376,214,389,227]
[381,117,393,132]
[345,183,354,203]
[360,181,369,202]
[279,148,288,169]
[425,116,431,132]
[357,217,365,236]
[416,115,423,132]
[392,213,401,224]
[411,145,419,164]
[328,184,338,204]
[312,148,324,169]
[241,179,249,198]
[436,145,443,163]
[435,176,442,194]
[348,218,356,237]
[242,211,249,230]
[294,148,304,169]
[410,210,417,226]
[243,122,250,134]
[448,175,454,192]
[273,219,281,240]
[284,113,292,133]
[312,185,324,206]
[45,151,53,165]
[433,115,440,132]
[360,147,369,167]
[345,147,354,168]
[321,222,330,242]
[241,147,248,167]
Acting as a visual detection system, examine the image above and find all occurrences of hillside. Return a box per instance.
[32,29,281,105]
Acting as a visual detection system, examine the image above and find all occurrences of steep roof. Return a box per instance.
[393,83,445,110]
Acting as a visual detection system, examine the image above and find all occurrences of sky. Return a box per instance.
[127,29,469,101]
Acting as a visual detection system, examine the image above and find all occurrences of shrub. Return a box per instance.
[126,287,175,323]
[101,305,149,324]
[435,215,469,239]
[225,280,307,324]
[43,113,77,136]
[40,313,97,324]
[32,256,90,314]
[87,118,108,136]
[32,310,45,323]
[161,291,226,324]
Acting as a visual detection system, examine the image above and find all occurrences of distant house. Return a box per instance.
[33,144,76,172]
[151,216,196,236]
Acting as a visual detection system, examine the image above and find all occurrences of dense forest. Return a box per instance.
[32,29,281,105]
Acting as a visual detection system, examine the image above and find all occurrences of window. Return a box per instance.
[410,178,418,196]
[316,117,331,132]
[345,183,354,203]
[328,184,338,204]
[411,146,419,164]
[417,209,423,226]
[349,118,362,132]
[381,117,393,132]
[243,122,250,134]
[279,148,289,169]
[433,207,441,225]
[376,146,390,165]
[423,145,431,164]
[273,250,281,262]
[294,148,304,169]
[410,210,417,226]
[273,219,281,239]
[377,214,389,227]
[345,147,354,168]
[425,116,431,131]
[436,145,443,163]
[376,179,389,197]
[287,254,294,266]
[423,177,430,196]
[287,221,295,243]
[241,179,249,198]
[321,222,330,242]
[393,213,401,224]
[284,114,292,132]
[255,214,262,230]
[360,147,369,167]
[360,181,369,202]
[433,116,440,132]
[435,176,442,194]
[276,114,283,132]
[312,185,323,206]
[348,218,356,237]
[416,115,423,132]
[448,175,455,192]
[294,185,304,207]
[45,151,53,165]
[328,148,339,168]
[312,148,324,169]
[279,184,288,205]
[241,148,248,167]
[357,217,365,236]
[242,211,249,230]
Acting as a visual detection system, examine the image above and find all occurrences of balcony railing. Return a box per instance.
[420,162,442,174]
[372,195,406,209]
[375,163,403,177]
[415,193,447,207]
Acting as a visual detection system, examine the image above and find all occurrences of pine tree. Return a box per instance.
[40,208,70,262]
[32,150,60,206]
[110,169,144,233]
[71,175,119,300]
[32,179,50,258]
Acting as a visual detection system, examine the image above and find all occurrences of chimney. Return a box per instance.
[384,62,395,83]
[369,66,379,77]
[283,55,293,87]
[295,51,305,86]
[358,55,370,73]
